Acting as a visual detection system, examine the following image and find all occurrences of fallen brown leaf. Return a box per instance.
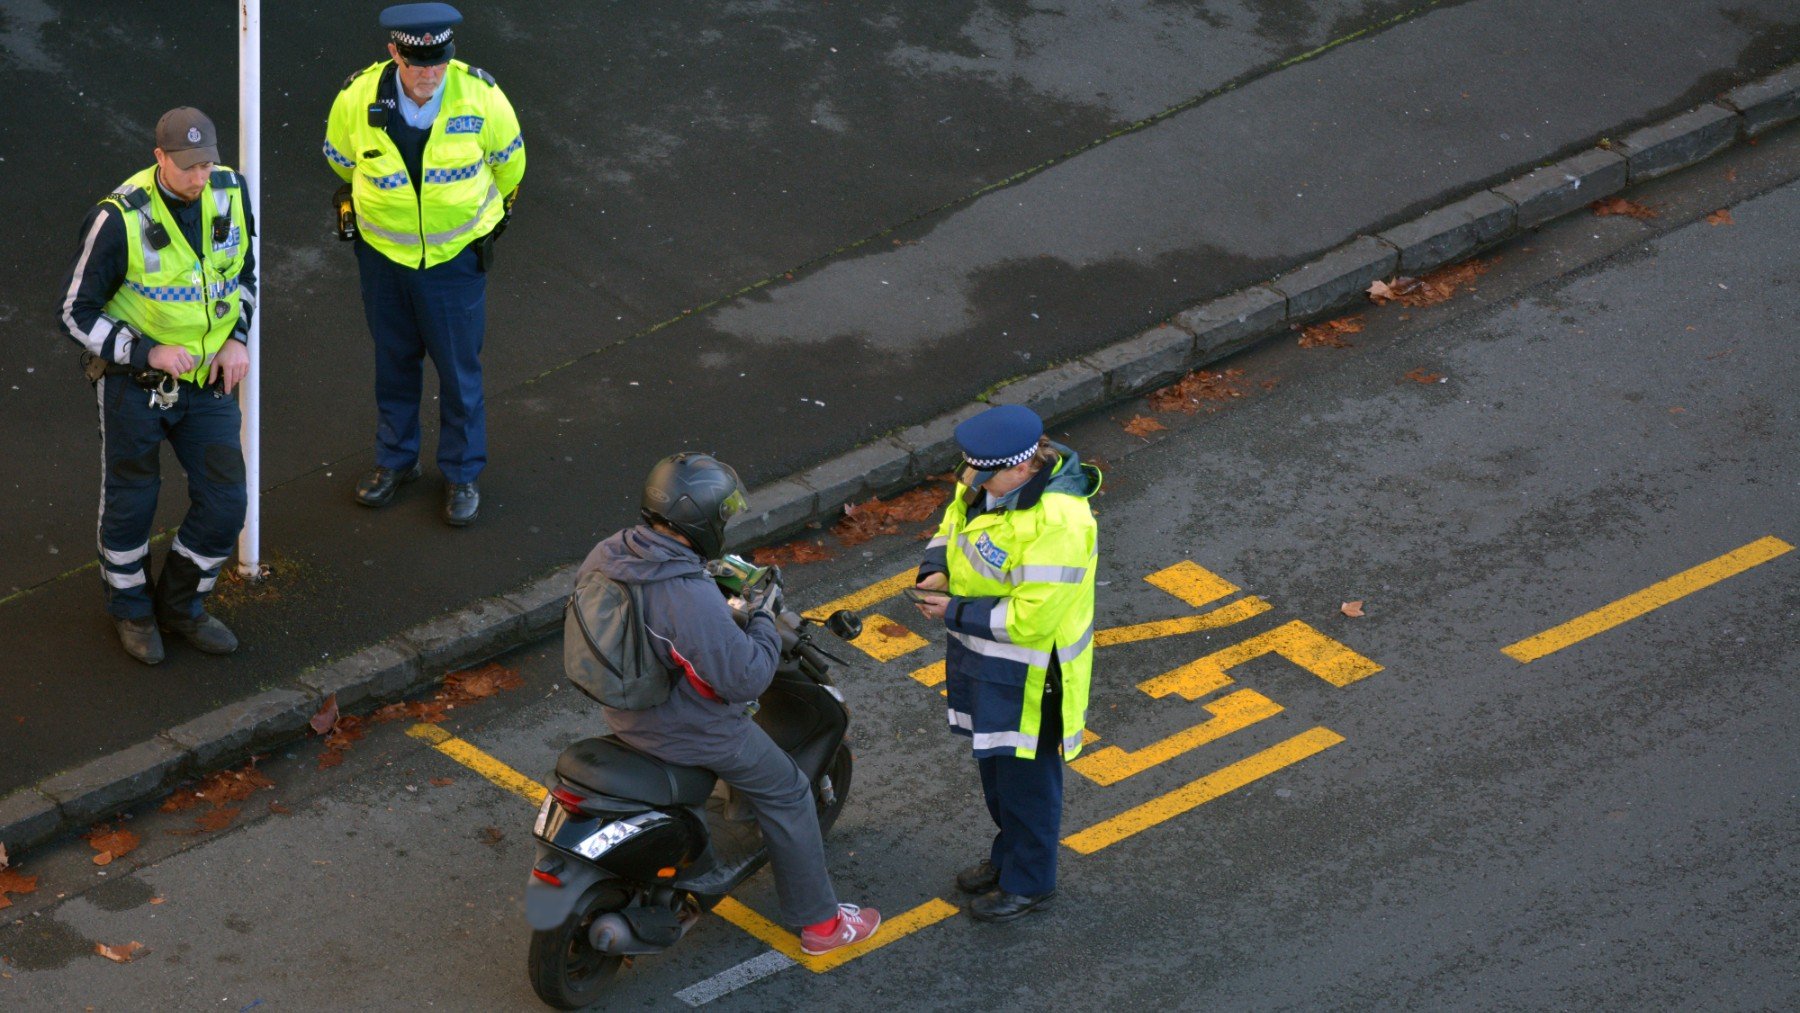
[86,826,141,865]
[481,827,505,847]
[833,487,950,547]
[1148,368,1249,411]
[1299,317,1361,348]
[268,802,293,815]
[149,897,166,905]
[1368,257,1495,310]
[1366,278,1395,302]
[161,763,275,813]
[1706,208,1733,226]
[317,751,345,769]
[193,807,241,833]
[1340,601,1366,618]
[752,540,834,566]
[876,622,910,639]
[95,941,145,964]
[429,777,455,788]
[1404,368,1444,384]
[1121,415,1168,437]
[444,662,525,704]
[1591,196,1659,220]
[1724,167,1737,183]
[0,867,37,907]
[309,693,340,736]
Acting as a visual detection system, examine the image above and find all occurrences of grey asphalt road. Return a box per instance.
[2,128,1794,1010]
[3,0,1796,795]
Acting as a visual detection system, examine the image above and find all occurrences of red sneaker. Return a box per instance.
[799,903,882,955]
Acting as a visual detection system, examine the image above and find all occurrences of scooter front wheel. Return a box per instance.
[527,882,630,1009]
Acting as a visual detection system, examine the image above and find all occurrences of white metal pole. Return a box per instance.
[236,0,262,578]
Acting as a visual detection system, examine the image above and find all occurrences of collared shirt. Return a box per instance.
[395,78,445,129]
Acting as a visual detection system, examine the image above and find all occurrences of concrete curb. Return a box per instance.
[4,63,1795,860]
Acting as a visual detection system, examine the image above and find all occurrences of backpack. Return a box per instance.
[563,569,675,710]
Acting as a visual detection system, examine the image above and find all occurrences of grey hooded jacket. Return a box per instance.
[578,525,784,764]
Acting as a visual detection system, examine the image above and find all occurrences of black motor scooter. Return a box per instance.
[524,557,863,1009]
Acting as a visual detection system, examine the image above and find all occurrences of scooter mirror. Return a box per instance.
[825,609,863,642]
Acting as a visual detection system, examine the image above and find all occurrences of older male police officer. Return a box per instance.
[325,3,524,526]
[57,108,257,664]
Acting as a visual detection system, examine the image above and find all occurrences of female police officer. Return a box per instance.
[912,404,1101,922]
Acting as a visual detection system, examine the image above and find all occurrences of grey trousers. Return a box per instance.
[667,724,840,927]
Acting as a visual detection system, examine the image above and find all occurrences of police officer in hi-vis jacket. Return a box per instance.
[324,3,525,526]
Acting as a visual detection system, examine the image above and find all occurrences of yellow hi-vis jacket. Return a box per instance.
[100,165,251,386]
[923,448,1101,760]
[323,59,525,268]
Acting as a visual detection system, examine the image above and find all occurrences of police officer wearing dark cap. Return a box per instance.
[324,3,525,526]
[56,107,258,664]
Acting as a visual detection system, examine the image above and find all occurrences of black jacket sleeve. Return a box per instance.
[232,180,258,346]
[55,203,158,368]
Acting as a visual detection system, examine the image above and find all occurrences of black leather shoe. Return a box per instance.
[159,612,239,655]
[444,481,480,527]
[956,859,1000,895]
[115,616,165,665]
[969,889,1054,923]
[354,463,422,507]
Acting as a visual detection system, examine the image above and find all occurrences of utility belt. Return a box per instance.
[81,352,222,409]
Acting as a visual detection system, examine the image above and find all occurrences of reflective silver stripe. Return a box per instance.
[102,542,149,566]
[1056,626,1093,663]
[926,534,949,549]
[356,215,421,246]
[103,568,146,589]
[988,600,1012,644]
[172,536,228,572]
[197,575,218,593]
[213,186,230,219]
[1061,732,1084,753]
[135,208,162,274]
[61,211,112,355]
[948,629,1050,667]
[972,730,1036,752]
[423,183,499,246]
[947,709,974,731]
[1011,564,1088,585]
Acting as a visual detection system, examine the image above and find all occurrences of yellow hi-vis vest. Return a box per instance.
[934,456,1099,760]
[100,165,250,386]
[324,59,525,269]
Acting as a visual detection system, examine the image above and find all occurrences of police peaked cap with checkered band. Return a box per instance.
[380,3,461,66]
[955,404,1045,470]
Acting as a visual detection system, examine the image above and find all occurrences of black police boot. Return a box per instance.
[354,462,422,507]
[444,481,480,527]
[159,612,240,655]
[969,889,1055,923]
[956,859,1001,895]
[114,616,165,665]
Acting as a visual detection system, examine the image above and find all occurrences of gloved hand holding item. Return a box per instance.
[749,581,786,624]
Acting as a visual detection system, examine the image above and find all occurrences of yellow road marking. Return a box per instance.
[847,612,930,662]
[1095,596,1271,647]
[910,660,946,687]
[1139,619,1382,698]
[1063,727,1345,854]
[712,896,959,973]
[1145,561,1238,608]
[407,724,546,805]
[1501,535,1794,663]
[803,566,919,622]
[1070,690,1282,786]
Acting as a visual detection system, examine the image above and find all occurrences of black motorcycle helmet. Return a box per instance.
[640,452,749,560]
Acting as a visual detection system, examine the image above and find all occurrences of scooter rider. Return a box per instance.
[576,452,881,955]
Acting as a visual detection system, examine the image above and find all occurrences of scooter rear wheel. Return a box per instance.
[527,882,630,1009]
[815,743,854,836]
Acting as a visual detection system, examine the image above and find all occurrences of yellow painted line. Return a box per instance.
[1063,727,1345,854]
[1095,596,1271,648]
[1138,619,1382,698]
[712,896,960,973]
[847,612,930,662]
[909,660,946,687]
[803,566,920,621]
[1145,561,1238,608]
[1070,690,1282,786]
[1502,536,1794,663]
[407,724,548,805]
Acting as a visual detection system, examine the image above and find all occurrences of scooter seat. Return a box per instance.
[555,736,718,807]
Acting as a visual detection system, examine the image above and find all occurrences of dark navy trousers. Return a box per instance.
[354,239,487,483]
[976,672,1064,897]
[95,374,246,621]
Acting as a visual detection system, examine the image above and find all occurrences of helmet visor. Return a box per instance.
[720,487,748,523]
